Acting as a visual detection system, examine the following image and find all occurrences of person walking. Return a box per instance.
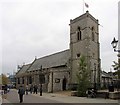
[18,85,25,103]
[3,84,8,99]
[33,84,38,94]
[25,85,29,95]
[30,84,33,94]
[4,84,8,94]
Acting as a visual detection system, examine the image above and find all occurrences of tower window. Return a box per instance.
[77,53,80,58]
[92,32,95,41]
[77,26,82,41]
[78,27,80,31]
[77,31,82,41]
[91,26,95,41]
[92,26,94,31]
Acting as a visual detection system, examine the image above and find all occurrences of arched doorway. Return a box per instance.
[62,78,67,91]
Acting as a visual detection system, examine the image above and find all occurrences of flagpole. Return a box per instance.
[83,0,84,14]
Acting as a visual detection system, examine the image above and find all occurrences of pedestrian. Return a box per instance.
[4,84,8,94]
[33,84,38,94]
[30,84,33,94]
[25,85,29,95]
[18,85,25,103]
[7,87,10,92]
[2,84,8,99]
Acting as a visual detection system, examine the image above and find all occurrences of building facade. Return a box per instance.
[16,11,101,92]
[101,71,113,89]
[16,50,70,92]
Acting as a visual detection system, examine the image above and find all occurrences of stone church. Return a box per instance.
[16,11,101,92]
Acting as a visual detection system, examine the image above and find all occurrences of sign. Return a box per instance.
[55,78,60,83]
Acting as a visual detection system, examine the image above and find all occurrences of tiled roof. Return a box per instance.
[16,64,31,76]
[28,49,70,71]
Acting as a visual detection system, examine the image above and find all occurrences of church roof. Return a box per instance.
[16,64,31,76]
[27,49,70,71]
[70,11,98,24]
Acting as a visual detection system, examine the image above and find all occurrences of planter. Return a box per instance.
[71,91,78,96]
[109,92,120,99]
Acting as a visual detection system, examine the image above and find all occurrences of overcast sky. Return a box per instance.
[1,0,119,75]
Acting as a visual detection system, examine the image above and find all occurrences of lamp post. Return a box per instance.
[94,64,96,90]
[39,65,42,96]
[39,65,45,96]
[111,37,120,91]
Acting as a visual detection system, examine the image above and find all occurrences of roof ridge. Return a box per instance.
[26,59,37,72]
[36,49,70,61]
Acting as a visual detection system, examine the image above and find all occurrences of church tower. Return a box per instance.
[69,11,101,88]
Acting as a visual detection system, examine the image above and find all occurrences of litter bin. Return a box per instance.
[108,85,114,92]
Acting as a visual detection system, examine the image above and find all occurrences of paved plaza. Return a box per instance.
[1,89,119,105]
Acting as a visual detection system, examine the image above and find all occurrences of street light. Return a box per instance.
[39,65,42,96]
[111,37,119,51]
[94,64,96,90]
[111,37,120,91]
[39,65,45,96]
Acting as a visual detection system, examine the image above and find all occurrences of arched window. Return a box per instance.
[78,27,80,31]
[92,32,95,41]
[77,32,80,40]
[92,26,94,31]
[18,78,20,84]
[91,26,95,41]
[79,31,82,40]
[29,76,32,84]
[22,77,24,84]
[77,53,80,58]
[27,77,29,85]
[77,27,82,41]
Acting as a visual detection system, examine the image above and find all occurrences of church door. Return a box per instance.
[62,78,67,91]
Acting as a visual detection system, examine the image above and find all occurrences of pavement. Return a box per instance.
[32,91,119,104]
[1,89,120,104]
